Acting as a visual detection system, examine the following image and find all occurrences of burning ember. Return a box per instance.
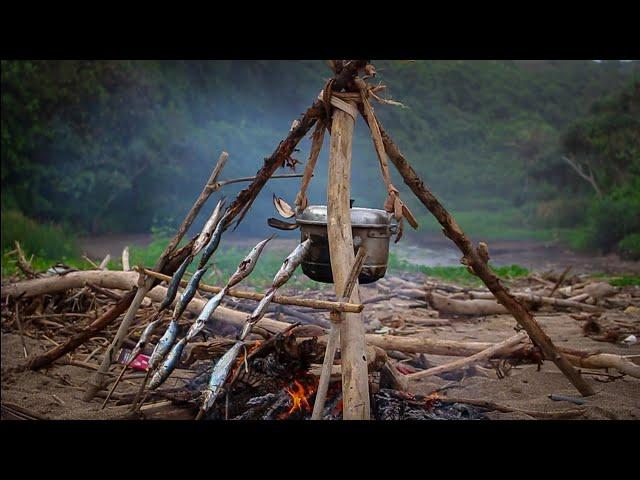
[279,378,317,419]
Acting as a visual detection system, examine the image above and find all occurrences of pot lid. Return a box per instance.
[296,205,393,227]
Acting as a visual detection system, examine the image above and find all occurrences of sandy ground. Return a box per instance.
[2,277,639,420]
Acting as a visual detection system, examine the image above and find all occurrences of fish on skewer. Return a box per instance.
[146,264,208,370]
[239,239,311,340]
[102,200,228,409]
[196,342,243,419]
[197,210,231,270]
[134,212,231,410]
[192,198,226,256]
[172,265,209,320]
[186,234,275,341]
[198,239,312,418]
[149,235,276,388]
[148,337,188,390]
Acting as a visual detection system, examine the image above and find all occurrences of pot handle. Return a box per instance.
[267,217,299,231]
[389,224,399,235]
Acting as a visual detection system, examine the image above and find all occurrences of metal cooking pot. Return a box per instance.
[294,205,397,284]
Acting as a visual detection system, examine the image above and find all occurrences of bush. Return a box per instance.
[618,233,640,260]
[1,209,78,260]
[583,180,640,252]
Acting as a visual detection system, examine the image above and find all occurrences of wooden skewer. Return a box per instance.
[137,267,364,313]
[312,247,367,420]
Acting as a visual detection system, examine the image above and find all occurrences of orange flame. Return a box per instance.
[279,378,317,419]
[424,391,439,409]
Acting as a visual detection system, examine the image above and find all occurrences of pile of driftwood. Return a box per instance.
[2,259,639,420]
[368,273,640,387]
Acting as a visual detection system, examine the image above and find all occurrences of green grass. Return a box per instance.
[589,273,640,287]
[414,209,555,242]
[2,210,78,259]
[1,209,88,276]
[387,251,529,286]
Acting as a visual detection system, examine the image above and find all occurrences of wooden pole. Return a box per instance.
[375,122,595,397]
[312,247,367,420]
[326,100,370,419]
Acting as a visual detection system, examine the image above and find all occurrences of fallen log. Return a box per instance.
[429,291,508,315]
[10,271,637,379]
[469,291,603,312]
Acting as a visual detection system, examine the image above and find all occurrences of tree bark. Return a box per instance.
[326,101,370,419]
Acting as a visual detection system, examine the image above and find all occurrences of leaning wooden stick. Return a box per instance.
[364,107,595,397]
[406,331,528,381]
[83,152,229,402]
[312,246,367,420]
[295,119,325,213]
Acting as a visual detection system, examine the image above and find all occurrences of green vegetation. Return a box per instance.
[618,234,640,261]
[608,275,640,287]
[1,209,77,258]
[1,60,638,263]
[387,252,529,286]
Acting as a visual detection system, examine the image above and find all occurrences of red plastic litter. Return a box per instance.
[129,354,149,371]
[117,349,150,371]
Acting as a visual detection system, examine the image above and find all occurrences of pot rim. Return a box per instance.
[296,205,394,229]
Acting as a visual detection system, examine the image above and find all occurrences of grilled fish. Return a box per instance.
[159,257,191,312]
[197,210,230,270]
[172,266,209,320]
[192,198,226,256]
[272,239,311,288]
[148,319,180,370]
[186,289,225,341]
[199,342,242,415]
[148,337,188,390]
[226,234,275,289]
